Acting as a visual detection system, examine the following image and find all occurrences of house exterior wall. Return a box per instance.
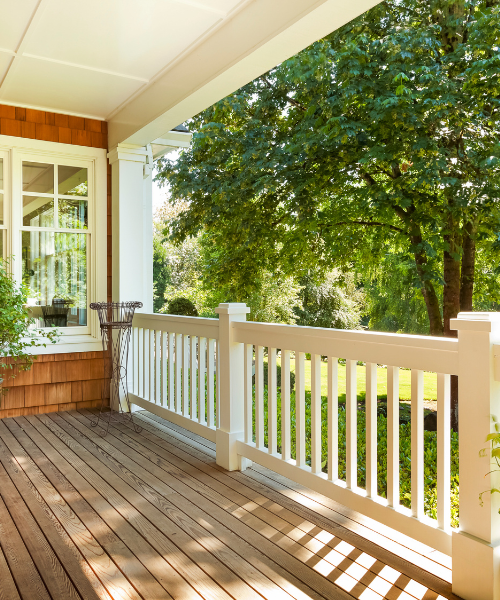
[0,103,111,419]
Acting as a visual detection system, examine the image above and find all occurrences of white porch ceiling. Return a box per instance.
[0,0,380,148]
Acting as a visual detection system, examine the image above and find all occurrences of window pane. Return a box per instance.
[23,162,54,194]
[58,165,88,196]
[0,158,3,190]
[0,193,3,225]
[58,199,88,229]
[23,196,54,227]
[22,231,87,327]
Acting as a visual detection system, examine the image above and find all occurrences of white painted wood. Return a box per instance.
[268,347,278,455]
[138,328,144,397]
[216,340,220,429]
[183,334,189,417]
[168,332,174,411]
[346,359,357,489]
[281,349,291,461]
[198,337,206,425]
[154,330,160,405]
[311,353,322,474]
[133,327,139,396]
[437,373,451,531]
[131,393,216,443]
[411,369,424,520]
[328,357,338,481]
[233,321,458,374]
[244,344,253,444]
[213,303,250,471]
[161,331,167,407]
[295,351,306,468]
[175,333,182,413]
[190,335,197,420]
[143,328,149,400]
[207,338,215,429]
[149,327,154,402]
[387,365,400,508]
[255,345,265,449]
[236,439,451,556]
[134,313,219,339]
[450,313,500,600]
[366,362,377,498]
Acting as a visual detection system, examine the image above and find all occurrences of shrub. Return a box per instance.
[252,361,295,392]
[167,297,199,317]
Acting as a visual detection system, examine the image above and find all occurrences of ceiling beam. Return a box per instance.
[108,0,380,148]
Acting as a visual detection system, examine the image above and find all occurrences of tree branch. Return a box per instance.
[324,220,408,234]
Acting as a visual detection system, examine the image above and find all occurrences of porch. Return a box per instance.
[0,408,455,600]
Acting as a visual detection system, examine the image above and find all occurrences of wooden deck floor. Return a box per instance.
[0,409,459,600]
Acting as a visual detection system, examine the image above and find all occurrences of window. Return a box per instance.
[0,135,106,349]
[21,161,89,328]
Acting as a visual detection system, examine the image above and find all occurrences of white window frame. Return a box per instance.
[0,134,107,354]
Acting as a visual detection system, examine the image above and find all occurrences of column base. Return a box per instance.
[216,429,251,471]
[453,530,500,600]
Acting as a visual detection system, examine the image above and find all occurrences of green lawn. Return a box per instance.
[274,357,437,402]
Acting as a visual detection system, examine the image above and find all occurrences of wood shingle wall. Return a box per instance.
[0,103,111,419]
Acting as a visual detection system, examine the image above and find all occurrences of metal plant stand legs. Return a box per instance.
[90,301,143,436]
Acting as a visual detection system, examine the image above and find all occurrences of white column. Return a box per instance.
[107,144,153,312]
[451,312,500,600]
[214,303,250,471]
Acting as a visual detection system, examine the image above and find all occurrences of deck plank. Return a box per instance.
[0,544,21,600]
[0,420,108,600]
[0,408,462,600]
[56,411,313,600]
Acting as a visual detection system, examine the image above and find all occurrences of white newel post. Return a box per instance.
[215,303,250,471]
[108,144,154,409]
[451,312,500,600]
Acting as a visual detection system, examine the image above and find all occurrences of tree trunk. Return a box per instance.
[410,232,443,335]
[460,220,476,312]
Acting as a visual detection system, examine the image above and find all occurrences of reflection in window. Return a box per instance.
[59,166,88,196]
[23,162,54,194]
[58,199,88,229]
[23,196,54,227]
[22,231,87,327]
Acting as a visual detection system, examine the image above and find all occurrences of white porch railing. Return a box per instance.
[130,304,500,600]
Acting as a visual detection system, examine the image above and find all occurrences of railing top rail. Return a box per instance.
[133,312,220,339]
[233,321,459,374]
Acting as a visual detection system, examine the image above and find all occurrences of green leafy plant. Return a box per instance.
[0,258,58,391]
[166,297,199,317]
[479,416,500,509]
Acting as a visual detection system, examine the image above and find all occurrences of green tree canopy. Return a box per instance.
[157,0,500,336]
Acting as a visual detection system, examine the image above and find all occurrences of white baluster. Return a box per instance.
[311,353,322,474]
[175,333,182,413]
[143,328,150,400]
[198,337,206,424]
[216,340,220,429]
[411,369,424,519]
[268,347,278,455]
[366,362,377,498]
[281,349,291,461]
[132,327,138,395]
[437,373,451,530]
[149,328,154,401]
[138,328,144,397]
[191,335,197,420]
[183,335,189,416]
[168,332,174,410]
[255,345,264,449]
[387,365,400,507]
[244,344,253,444]
[155,330,161,405]
[207,338,215,428]
[296,351,306,467]
[161,331,167,407]
[328,357,338,481]
[346,359,357,488]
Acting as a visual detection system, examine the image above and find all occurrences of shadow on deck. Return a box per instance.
[0,409,459,600]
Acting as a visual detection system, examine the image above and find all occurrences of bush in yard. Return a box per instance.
[167,297,199,317]
[252,361,295,393]
[0,259,58,391]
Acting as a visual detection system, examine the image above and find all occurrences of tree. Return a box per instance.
[156,0,500,341]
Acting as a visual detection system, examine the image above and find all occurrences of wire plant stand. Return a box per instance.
[90,301,143,435]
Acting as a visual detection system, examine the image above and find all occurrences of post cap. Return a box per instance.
[215,303,251,315]
[450,312,500,332]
